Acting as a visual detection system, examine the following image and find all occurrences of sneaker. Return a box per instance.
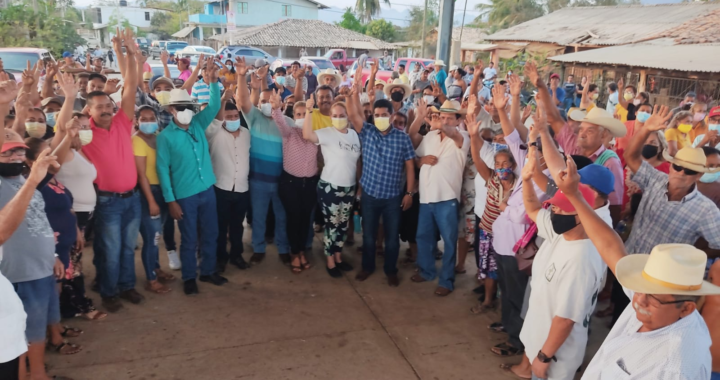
[119,289,145,304]
[167,250,181,270]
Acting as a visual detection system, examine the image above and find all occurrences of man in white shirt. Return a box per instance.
[552,155,720,380]
[410,100,470,296]
[605,81,618,114]
[483,62,497,82]
[206,89,251,273]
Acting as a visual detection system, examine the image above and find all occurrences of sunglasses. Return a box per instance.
[672,164,699,176]
[174,105,196,112]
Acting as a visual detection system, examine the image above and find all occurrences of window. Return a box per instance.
[239,2,248,13]
[144,12,150,21]
[281,4,291,16]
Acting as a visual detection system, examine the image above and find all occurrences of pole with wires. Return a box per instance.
[420,0,428,58]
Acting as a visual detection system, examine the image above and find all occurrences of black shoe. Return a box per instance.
[279,254,291,265]
[216,261,227,274]
[199,273,228,286]
[184,279,199,295]
[102,296,123,313]
[335,261,354,271]
[119,288,145,304]
[326,266,342,278]
[387,274,400,287]
[250,252,265,264]
[229,257,249,270]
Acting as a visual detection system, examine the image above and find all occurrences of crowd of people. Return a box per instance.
[1,27,720,380]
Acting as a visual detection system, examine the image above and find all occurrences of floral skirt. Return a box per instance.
[317,179,356,257]
[474,216,498,281]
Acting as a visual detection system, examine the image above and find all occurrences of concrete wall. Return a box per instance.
[233,0,319,26]
[94,6,164,28]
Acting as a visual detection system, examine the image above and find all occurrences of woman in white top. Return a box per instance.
[303,97,361,278]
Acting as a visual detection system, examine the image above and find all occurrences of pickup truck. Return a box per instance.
[323,49,357,70]
[349,57,435,86]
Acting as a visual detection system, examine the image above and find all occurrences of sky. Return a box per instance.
[317,0,489,27]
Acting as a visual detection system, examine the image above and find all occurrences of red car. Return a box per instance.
[350,57,435,86]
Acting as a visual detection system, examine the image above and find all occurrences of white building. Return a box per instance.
[87,1,169,46]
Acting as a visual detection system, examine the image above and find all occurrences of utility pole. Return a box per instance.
[420,0,428,58]
[436,0,454,65]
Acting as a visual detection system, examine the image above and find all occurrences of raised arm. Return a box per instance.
[616,77,628,110]
[625,105,672,173]
[51,117,79,170]
[11,92,31,136]
[292,64,305,103]
[492,84,515,138]
[366,57,379,94]
[347,69,365,133]
[521,145,542,222]
[41,61,58,99]
[215,84,234,121]
[466,109,493,181]
[180,53,204,91]
[408,98,427,149]
[525,60,564,135]
[469,61,483,99]
[269,90,291,137]
[233,57,253,114]
[121,29,139,120]
[160,50,171,79]
[111,29,127,77]
[194,59,221,130]
[507,74,527,141]
[50,73,79,150]
[534,100,567,178]
[85,53,92,72]
[302,96,319,143]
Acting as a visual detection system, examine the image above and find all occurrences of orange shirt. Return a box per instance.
[83,111,138,193]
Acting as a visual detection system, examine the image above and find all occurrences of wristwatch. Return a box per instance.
[529,141,538,148]
[405,191,414,196]
[537,350,557,363]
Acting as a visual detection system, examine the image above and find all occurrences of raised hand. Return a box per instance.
[57,72,78,99]
[21,60,39,89]
[27,148,59,186]
[103,78,121,94]
[415,98,428,120]
[65,116,81,137]
[221,84,235,102]
[467,94,480,118]
[269,89,282,110]
[292,64,306,80]
[305,96,315,111]
[556,155,581,196]
[431,81,442,98]
[491,84,508,110]
[644,105,672,131]
[522,104,533,121]
[466,114,481,136]
[524,60,540,87]
[521,145,537,181]
[425,113,443,131]
[532,107,548,134]
[123,28,138,55]
[136,50,147,65]
[234,56,248,76]
[370,58,379,75]
[508,74,522,97]
[0,77,19,104]
[249,70,261,90]
[160,50,169,64]
[474,61,483,76]
[617,77,624,90]
[205,58,219,83]
[257,64,268,78]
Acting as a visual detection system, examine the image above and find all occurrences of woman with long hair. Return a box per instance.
[664,111,693,157]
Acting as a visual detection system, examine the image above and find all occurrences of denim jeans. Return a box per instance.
[215,186,249,264]
[416,199,458,290]
[139,185,168,281]
[93,192,141,298]
[361,193,402,275]
[249,180,289,254]
[163,214,177,251]
[176,186,219,281]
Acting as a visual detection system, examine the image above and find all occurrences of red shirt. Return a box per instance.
[83,111,138,193]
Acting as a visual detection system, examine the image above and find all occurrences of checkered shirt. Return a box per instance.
[135,88,173,130]
[624,160,720,254]
[359,122,416,199]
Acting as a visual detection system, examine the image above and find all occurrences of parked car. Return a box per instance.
[149,40,168,59]
[350,57,434,86]
[0,48,54,82]
[301,56,335,71]
[175,51,224,68]
[179,45,217,55]
[217,45,275,64]
[149,64,180,79]
[165,41,189,56]
[323,49,357,70]
[136,37,149,53]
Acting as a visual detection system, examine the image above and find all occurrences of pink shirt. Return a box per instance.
[143,62,152,73]
[83,111,138,193]
[178,70,192,81]
[271,109,318,178]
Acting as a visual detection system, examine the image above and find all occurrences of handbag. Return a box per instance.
[513,217,540,276]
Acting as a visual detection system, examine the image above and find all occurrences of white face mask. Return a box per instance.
[176,109,195,124]
[260,103,272,117]
[423,95,435,104]
[294,118,305,128]
[78,129,93,146]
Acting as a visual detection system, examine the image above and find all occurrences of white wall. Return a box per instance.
[96,6,166,29]
[233,0,319,26]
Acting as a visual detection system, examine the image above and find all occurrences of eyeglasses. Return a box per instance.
[174,105,195,112]
[672,164,699,176]
[641,293,690,307]
[0,149,26,158]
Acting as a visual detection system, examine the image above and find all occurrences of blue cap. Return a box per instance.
[579,164,615,196]
[62,52,72,58]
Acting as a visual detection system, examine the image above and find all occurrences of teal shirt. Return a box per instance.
[157,82,221,202]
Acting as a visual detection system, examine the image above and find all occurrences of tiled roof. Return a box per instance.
[653,8,720,44]
[210,19,396,50]
[431,27,488,44]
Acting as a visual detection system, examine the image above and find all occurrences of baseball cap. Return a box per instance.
[178,58,190,66]
[254,58,268,68]
[578,164,615,196]
[41,96,64,108]
[546,183,596,213]
[550,73,560,79]
[709,106,720,119]
[686,91,696,98]
[2,129,29,153]
[62,52,72,58]
[449,65,459,72]
[142,71,153,81]
[150,76,175,90]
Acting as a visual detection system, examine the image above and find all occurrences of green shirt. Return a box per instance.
[157,82,221,202]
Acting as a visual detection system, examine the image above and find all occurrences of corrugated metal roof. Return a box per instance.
[548,39,720,73]
[209,19,396,50]
[485,2,720,46]
[653,8,720,44]
[172,26,197,38]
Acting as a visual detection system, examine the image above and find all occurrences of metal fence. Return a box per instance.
[646,75,720,108]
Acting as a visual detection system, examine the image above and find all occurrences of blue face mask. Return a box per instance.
[700,171,720,183]
[709,123,720,132]
[46,112,57,128]
[225,119,241,132]
[636,111,651,123]
[492,142,509,153]
[138,121,158,135]
[275,76,286,86]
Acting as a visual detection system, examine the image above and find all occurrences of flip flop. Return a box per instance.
[60,326,82,337]
[487,322,506,333]
[499,363,532,379]
[491,342,523,357]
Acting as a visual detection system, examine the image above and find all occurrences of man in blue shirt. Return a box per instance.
[268,67,292,101]
[563,74,576,111]
[549,73,566,117]
[434,60,448,95]
[157,58,227,295]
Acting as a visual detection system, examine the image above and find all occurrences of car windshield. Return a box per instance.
[167,42,187,49]
[0,52,40,71]
[151,65,180,79]
[197,47,215,54]
[309,59,335,70]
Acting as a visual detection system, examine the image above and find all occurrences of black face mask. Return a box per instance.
[284,105,294,118]
[366,115,374,125]
[390,92,404,102]
[0,162,26,177]
[641,145,659,159]
[550,211,579,235]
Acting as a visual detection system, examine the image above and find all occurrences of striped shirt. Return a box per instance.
[244,107,283,184]
[479,175,504,233]
[271,108,317,178]
[191,78,224,104]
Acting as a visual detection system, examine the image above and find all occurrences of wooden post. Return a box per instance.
[638,69,647,93]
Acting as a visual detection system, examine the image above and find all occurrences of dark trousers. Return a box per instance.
[163,215,177,251]
[495,253,528,349]
[0,356,19,379]
[278,171,318,254]
[215,186,250,264]
[361,193,403,275]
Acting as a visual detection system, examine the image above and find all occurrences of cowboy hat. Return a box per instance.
[569,107,627,137]
[162,88,198,111]
[383,79,411,101]
[430,100,466,115]
[617,244,720,296]
[662,146,718,173]
[434,60,446,67]
[317,68,342,87]
[374,79,386,87]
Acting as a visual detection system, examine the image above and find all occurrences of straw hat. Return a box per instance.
[374,79,385,87]
[429,100,466,115]
[662,146,718,173]
[162,88,198,111]
[617,244,720,296]
[569,107,627,137]
[318,68,342,86]
[434,60,446,67]
[383,79,411,101]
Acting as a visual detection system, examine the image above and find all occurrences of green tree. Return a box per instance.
[365,18,395,42]
[336,7,366,34]
[475,0,544,32]
[0,1,85,57]
[355,0,390,23]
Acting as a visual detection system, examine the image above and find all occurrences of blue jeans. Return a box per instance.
[93,192,141,298]
[361,193,402,275]
[176,186,219,281]
[711,372,720,380]
[249,180,289,254]
[563,96,575,112]
[416,200,458,290]
[139,185,168,281]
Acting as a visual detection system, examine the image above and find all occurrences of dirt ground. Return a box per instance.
[46,227,610,380]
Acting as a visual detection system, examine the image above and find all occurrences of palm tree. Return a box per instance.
[355,0,390,23]
[475,0,544,31]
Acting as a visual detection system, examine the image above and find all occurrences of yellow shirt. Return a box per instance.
[615,104,629,122]
[665,128,692,150]
[132,135,159,185]
[690,123,707,143]
[311,110,332,131]
[223,71,236,84]
[399,73,409,84]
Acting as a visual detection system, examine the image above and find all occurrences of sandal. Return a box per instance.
[290,254,303,274]
[499,363,532,379]
[48,341,82,355]
[145,281,171,294]
[434,287,452,296]
[491,342,523,357]
[487,322,506,333]
[300,254,311,270]
[60,326,83,338]
[470,302,496,314]
[155,269,176,283]
[81,309,108,321]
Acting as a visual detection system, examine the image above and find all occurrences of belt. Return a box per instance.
[96,188,137,198]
